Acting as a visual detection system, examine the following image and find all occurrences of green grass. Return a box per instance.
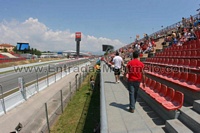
[51,72,100,133]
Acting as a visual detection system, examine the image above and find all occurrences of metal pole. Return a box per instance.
[79,74,81,88]
[75,74,78,91]
[69,82,72,100]
[22,77,27,100]
[45,103,50,133]
[36,73,39,92]
[47,69,49,87]
[80,73,82,84]
[0,85,6,114]
[61,68,63,78]
[60,90,63,113]
[55,71,57,82]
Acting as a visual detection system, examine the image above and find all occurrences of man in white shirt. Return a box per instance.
[112,51,124,83]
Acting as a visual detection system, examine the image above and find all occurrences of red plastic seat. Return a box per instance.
[145,80,156,93]
[177,59,184,66]
[168,58,174,65]
[166,70,174,79]
[172,71,181,81]
[181,51,186,57]
[151,84,167,99]
[162,67,168,77]
[140,77,149,90]
[196,43,200,49]
[149,82,162,97]
[195,74,200,88]
[197,51,200,58]
[191,43,197,50]
[197,60,200,69]
[179,72,188,83]
[183,59,190,67]
[146,78,152,87]
[173,51,177,57]
[173,58,178,66]
[185,50,191,57]
[183,45,188,50]
[158,67,165,75]
[190,59,197,68]
[162,91,184,110]
[177,51,182,58]
[155,87,175,104]
[186,73,197,85]
[191,50,197,58]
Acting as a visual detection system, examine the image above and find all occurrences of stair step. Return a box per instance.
[179,106,200,132]
[165,119,193,133]
[193,100,200,114]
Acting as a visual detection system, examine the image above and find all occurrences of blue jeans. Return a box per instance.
[128,81,140,110]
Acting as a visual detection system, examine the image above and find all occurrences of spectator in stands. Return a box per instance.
[171,31,178,44]
[143,40,153,54]
[177,32,186,46]
[182,17,187,28]
[112,51,124,83]
[126,51,145,113]
[134,43,141,53]
[188,28,197,41]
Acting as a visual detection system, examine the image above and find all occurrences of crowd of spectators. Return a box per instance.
[104,13,200,66]
[162,15,200,47]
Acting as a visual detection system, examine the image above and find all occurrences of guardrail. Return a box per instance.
[0,61,91,116]
[100,62,108,133]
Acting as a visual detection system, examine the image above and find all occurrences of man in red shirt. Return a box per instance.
[126,51,145,113]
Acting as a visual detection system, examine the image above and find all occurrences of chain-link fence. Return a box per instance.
[18,69,89,133]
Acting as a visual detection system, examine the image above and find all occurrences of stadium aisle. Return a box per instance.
[102,63,166,133]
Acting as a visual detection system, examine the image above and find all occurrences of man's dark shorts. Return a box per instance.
[114,68,120,75]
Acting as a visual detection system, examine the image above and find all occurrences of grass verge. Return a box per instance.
[51,71,100,133]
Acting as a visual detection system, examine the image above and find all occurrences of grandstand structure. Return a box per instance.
[103,13,200,132]
[0,52,26,63]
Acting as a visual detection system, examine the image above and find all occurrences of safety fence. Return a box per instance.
[0,61,91,117]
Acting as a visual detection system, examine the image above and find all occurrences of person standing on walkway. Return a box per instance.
[126,51,145,113]
[112,51,124,83]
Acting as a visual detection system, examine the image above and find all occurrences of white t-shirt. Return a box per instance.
[112,56,123,69]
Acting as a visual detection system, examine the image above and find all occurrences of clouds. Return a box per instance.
[0,18,125,54]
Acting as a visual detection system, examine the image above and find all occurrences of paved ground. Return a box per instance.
[0,72,78,133]
[102,64,166,133]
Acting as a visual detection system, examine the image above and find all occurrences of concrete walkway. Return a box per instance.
[101,64,166,133]
[0,72,78,133]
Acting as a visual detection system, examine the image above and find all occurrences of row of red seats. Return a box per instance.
[164,44,200,52]
[145,58,200,71]
[140,77,184,111]
[144,64,200,92]
[156,50,200,58]
[0,54,7,58]
[195,30,200,39]
[0,58,26,63]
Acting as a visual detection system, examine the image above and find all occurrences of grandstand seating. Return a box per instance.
[144,64,200,91]
[1,52,17,58]
[140,77,184,111]
[0,53,26,63]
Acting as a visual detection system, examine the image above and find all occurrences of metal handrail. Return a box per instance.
[100,62,108,133]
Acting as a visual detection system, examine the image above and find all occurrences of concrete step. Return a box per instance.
[193,100,200,114]
[165,119,193,133]
[179,106,200,132]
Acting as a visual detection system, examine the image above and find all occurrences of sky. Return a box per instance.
[0,0,199,54]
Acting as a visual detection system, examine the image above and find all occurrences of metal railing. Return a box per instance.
[100,62,108,133]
